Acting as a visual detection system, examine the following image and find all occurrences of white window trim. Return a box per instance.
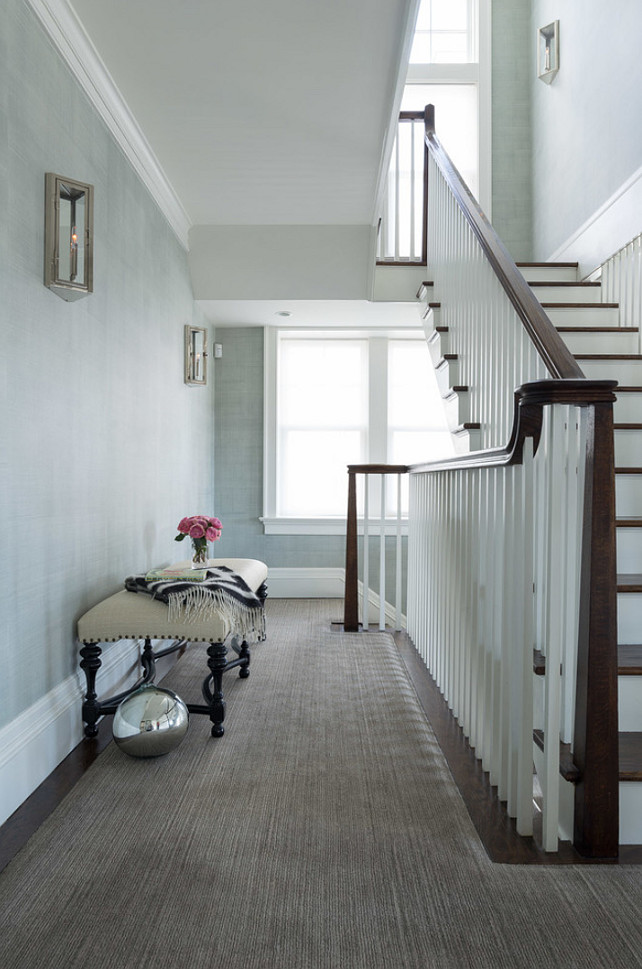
[404,0,491,215]
[262,327,423,536]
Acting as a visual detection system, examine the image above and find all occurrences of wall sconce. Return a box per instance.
[184,325,208,385]
[44,173,94,301]
[538,21,559,84]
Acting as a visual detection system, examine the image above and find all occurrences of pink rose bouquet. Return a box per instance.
[175,515,222,567]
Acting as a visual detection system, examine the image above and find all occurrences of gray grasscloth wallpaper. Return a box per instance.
[0,0,214,729]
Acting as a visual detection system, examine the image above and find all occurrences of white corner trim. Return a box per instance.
[360,581,407,631]
[0,637,144,826]
[547,165,642,277]
[26,0,191,249]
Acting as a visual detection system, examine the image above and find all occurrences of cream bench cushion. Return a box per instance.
[77,558,268,644]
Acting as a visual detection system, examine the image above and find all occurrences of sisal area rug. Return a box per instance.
[0,599,641,968]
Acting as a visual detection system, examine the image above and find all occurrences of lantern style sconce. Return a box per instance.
[44,173,94,301]
[538,21,559,84]
[184,325,208,385]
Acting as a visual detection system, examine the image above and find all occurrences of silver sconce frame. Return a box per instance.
[44,173,94,301]
[538,21,559,84]
[184,325,208,385]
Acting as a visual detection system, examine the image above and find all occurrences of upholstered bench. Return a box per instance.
[77,558,268,739]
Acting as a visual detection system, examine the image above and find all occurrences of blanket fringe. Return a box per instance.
[167,588,265,642]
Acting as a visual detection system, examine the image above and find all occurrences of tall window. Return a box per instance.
[263,330,454,531]
[404,0,489,209]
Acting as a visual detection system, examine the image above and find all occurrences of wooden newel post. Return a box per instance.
[573,398,619,857]
[344,468,359,631]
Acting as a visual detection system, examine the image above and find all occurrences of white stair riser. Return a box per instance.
[618,675,642,731]
[442,392,472,430]
[620,782,642,844]
[616,474,642,516]
[616,526,642,571]
[421,305,441,331]
[615,392,642,424]
[453,427,480,454]
[580,359,642,383]
[615,429,642,467]
[518,265,578,283]
[428,332,447,366]
[436,359,458,395]
[560,331,638,355]
[544,305,620,325]
[617,593,642,645]
[530,285,603,303]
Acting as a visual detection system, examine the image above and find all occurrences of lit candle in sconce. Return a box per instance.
[70,225,78,281]
[544,45,550,71]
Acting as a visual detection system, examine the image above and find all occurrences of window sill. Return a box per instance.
[260,517,409,537]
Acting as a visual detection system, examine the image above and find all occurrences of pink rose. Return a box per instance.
[205,527,221,542]
[189,523,206,539]
[177,517,192,534]
[209,518,222,530]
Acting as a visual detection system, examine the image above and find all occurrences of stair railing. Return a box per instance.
[377,111,428,265]
[344,465,409,632]
[405,106,619,856]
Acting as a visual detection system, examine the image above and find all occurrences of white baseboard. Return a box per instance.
[266,567,345,598]
[548,166,642,278]
[265,567,407,629]
[0,638,149,827]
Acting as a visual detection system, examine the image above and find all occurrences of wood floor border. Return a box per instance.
[393,630,642,865]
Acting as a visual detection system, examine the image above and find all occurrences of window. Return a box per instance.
[404,0,490,210]
[262,329,454,533]
[410,0,476,64]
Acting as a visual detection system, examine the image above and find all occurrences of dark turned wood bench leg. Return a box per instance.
[202,641,228,737]
[79,643,103,738]
[238,640,250,679]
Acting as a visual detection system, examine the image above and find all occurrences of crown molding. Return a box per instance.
[26,0,191,249]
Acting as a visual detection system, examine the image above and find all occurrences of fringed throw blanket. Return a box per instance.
[125,566,265,642]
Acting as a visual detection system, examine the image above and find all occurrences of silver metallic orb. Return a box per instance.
[113,684,189,758]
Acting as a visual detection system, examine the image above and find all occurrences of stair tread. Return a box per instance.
[617,573,642,591]
[575,354,642,360]
[557,326,638,333]
[619,733,642,780]
[541,302,619,309]
[614,423,642,429]
[616,386,642,392]
[517,261,579,267]
[530,280,600,287]
[618,644,642,674]
[615,467,642,474]
[616,517,642,526]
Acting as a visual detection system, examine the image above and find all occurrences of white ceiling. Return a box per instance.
[200,298,423,328]
[69,0,415,227]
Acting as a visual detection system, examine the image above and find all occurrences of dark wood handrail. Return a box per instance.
[424,104,583,380]
[344,465,409,633]
[409,378,617,474]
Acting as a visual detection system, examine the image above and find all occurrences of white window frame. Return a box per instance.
[405,0,491,214]
[262,327,436,536]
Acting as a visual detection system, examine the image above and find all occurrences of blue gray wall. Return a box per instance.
[530,0,642,260]
[491,0,533,261]
[0,0,213,730]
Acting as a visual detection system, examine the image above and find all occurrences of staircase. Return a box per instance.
[519,260,642,845]
[425,259,642,845]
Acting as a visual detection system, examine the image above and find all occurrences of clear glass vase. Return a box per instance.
[191,540,209,569]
